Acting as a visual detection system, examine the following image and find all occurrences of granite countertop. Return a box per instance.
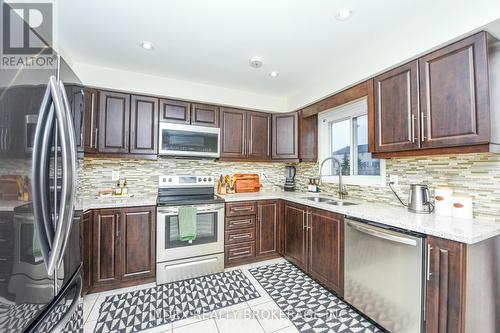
[0,200,26,212]
[76,195,157,211]
[221,191,500,245]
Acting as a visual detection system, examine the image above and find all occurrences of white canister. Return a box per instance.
[434,187,454,216]
[451,193,473,219]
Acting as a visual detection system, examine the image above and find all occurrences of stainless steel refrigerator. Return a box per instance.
[0,51,84,333]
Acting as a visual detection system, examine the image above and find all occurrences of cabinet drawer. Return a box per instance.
[225,228,255,245]
[226,202,256,217]
[225,216,255,230]
[225,242,255,264]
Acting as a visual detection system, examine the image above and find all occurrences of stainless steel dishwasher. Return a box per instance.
[344,217,425,333]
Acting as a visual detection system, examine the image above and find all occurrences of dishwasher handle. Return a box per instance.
[346,220,417,246]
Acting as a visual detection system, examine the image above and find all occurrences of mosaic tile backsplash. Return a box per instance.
[78,153,500,222]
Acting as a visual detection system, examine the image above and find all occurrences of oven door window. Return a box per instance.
[164,212,218,248]
[161,129,218,153]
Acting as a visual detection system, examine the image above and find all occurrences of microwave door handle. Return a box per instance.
[32,83,56,269]
[56,80,77,269]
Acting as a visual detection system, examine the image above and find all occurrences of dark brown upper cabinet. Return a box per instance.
[371,31,498,158]
[247,111,271,160]
[374,60,420,153]
[220,107,247,159]
[299,113,318,162]
[130,95,158,155]
[419,33,489,149]
[160,99,190,124]
[83,88,99,154]
[98,91,130,153]
[160,99,219,127]
[191,103,219,127]
[272,112,299,160]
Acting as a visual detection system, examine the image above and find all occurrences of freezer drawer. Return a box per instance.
[344,218,425,333]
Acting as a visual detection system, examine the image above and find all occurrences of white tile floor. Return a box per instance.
[82,258,299,333]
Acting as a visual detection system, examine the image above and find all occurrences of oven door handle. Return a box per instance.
[158,204,224,215]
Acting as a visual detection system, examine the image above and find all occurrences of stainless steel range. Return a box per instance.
[156,175,225,284]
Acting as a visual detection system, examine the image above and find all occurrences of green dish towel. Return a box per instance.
[178,206,197,242]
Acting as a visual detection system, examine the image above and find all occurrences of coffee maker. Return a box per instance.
[284,166,296,191]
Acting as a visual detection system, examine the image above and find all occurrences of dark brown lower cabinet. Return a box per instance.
[425,235,499,333]
[307,208,343,295]
[120,208,156,281]
[224,200,280,267]
[256,200,279,256]
[281,202,308,271]
[86,206,156,293]
[426,236,466,333]
[282,202,344,295]
[81,211,93,295]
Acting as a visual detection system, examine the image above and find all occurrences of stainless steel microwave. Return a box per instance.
[159,123,220,158]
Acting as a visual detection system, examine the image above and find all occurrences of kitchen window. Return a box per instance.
[318,97,385,186]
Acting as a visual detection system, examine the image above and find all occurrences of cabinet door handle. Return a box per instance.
[232,220,250,225]
[115,214,120,238]
[232,206,252,212]
[94,128,98,148]
[233,250,250,256]
[421,112,426,142]
[89,93,95,148]
[232,234,251,240]
[426,244,432,280]
[411,114,416,143]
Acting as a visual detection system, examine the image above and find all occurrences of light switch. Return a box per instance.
[112,171,120,181]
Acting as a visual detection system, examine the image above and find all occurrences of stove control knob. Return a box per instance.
[198,177,202,182]
[203,177,207,182]
[208,177,212,182]
[162,178,167,183]
[168,178,172,182]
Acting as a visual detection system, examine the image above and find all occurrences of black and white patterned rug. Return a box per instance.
[0,302,82,333]
[249,262,384,333]
[94,269,259,333]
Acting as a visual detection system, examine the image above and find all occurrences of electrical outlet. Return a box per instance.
[111,171,120,181]
[389,174,399,186]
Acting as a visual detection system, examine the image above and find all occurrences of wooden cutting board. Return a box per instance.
[234,174,261,193]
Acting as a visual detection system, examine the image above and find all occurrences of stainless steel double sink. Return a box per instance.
[300,196,357,206]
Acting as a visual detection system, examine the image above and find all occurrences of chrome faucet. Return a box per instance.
[319,156,348,200]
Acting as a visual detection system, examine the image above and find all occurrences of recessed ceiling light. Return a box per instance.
[335,7,353,20]
[140,41,154,50]
[269,71,279,78]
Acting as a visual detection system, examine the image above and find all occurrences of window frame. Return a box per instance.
[318,97,386,186]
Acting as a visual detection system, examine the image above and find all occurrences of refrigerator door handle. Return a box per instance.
[44,76,75,276]
[56,80,77,269]
[32,81,57,272]
[33,76,75,276]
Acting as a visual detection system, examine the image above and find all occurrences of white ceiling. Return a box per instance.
[56,0,500,112]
